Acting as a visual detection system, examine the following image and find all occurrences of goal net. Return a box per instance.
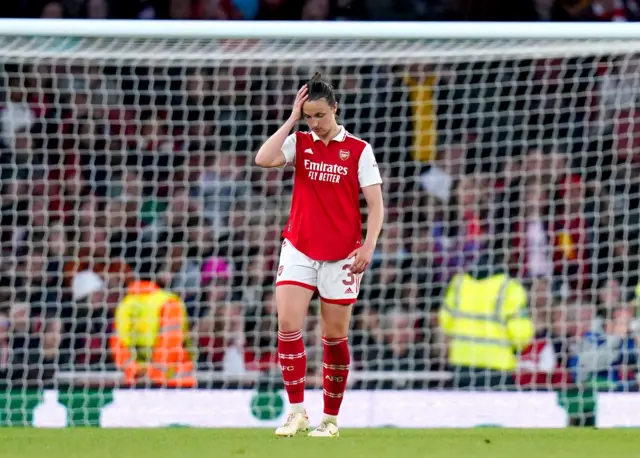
[1,21,639,428]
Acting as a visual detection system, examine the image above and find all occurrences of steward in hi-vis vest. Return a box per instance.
[110,281,195,388]
[439,253,534,389]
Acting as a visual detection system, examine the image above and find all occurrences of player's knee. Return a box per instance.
[321,321,350,339]
[276,304,306,332]
[320,303,352,338]
[278,315,304,333]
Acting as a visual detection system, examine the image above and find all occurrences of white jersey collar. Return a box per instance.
[311,125,347,143]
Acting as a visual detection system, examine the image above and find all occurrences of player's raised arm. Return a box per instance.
[255,85,308,168]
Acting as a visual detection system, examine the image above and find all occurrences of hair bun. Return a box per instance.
[305,72,337,107]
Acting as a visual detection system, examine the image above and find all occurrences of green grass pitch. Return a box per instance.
[2,428,640,458]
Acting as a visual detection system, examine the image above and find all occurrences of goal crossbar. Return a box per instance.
[1,21,640,63]
[0,19,640,40]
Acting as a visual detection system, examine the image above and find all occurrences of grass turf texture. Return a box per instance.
[1,429,640,458]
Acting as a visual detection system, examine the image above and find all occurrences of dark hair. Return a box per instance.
[307,72,337,107]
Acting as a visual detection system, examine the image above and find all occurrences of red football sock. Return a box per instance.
[278,330,306,405]
[322,336,350,417]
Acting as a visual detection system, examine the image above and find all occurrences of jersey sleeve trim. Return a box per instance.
[281,133,297,166]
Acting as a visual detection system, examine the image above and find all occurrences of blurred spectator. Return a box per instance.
[64,226,134,294]
[429,176,490,283]
[47,162,89,224]
[371,224,409,269]
[192,145,253,233]
[0,304,65,387]
[303,312,324,385]
[156,238,201,297]
[68,270,110,367]
[419,143,466,204]
[171,67,215,144]
[193,256,244,373]
[351,308,381,369]
[14,247,61,316]
[551,0,640,20]
[200,256,233,302]
[237,253,273,305]
[301,0,330,19]
[126,110,185,185]
[334,65,375,138]
[597,56,640,150]
[1,105,33,155]
[593,230,640,303]
[141,187,194,256]
[510,179,554,279]
[569,306,638,390]
[87,0,109,18]
[553,174,592,295]
[366,311,426,373]
[41,317,65,374]
[243,289,278,372]
[169,0,230,19]
[40,2,64,18]
[516,279,573,387]
[108,0,170,18]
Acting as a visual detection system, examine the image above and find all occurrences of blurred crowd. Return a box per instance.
[1,2,640,391]
[3,0,640,22]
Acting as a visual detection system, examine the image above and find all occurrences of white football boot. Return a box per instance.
[274,411,310,437]
[308,419,340,437]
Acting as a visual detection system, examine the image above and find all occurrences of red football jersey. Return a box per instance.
[281,126,382,261]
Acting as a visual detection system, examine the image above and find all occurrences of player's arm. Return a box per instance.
[350,144,384,274]
[360,143,384,250]
[362,184,384,250]
[255,85,308,168]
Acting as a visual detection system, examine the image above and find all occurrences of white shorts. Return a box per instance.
[275,239,361,305]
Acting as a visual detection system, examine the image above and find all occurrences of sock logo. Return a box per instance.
[281,365,295,372]
[325,375,344,383]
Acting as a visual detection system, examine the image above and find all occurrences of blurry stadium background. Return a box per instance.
[1,0,640,430]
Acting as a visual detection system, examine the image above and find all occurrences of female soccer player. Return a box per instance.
[255,73,384,437]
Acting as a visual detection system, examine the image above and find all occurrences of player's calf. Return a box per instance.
[321,336,350,424]
[278,329,307,406]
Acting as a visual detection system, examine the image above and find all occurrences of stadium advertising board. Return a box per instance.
[22,390,640,428]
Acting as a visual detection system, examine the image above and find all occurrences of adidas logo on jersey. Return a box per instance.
[304,148,314,154]
[345,287,354,294]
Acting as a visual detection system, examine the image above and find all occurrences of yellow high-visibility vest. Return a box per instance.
[115,288,189,362]
[439,273,534,371]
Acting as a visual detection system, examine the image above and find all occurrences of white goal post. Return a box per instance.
[0,19,639,428]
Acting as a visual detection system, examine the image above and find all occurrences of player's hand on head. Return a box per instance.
[289,85,308,121]
[347,243,375,274]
